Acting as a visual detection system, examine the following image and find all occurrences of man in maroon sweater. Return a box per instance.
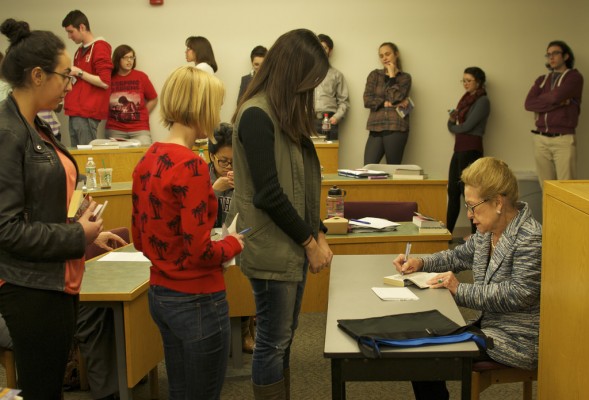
[525,40,583,188]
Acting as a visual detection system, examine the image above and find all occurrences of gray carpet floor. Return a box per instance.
[50,311,535,400]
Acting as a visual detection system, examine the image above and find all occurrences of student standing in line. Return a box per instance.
[62,10,113,146]
[524,40,583,188]
[363,42,412,165]
[237,45,267,103]
[132,66,244,400]
[0,18,103,399]
[185,36,218,74]
[446,67,490,235]
[232,29,332,399]
[106,44,158,146]
[208,123,256,354]
[314,34,350,140]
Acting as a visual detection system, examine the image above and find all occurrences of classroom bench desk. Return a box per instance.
[321,174,448,224]
[324,254,478,400]
[81,245,162,400]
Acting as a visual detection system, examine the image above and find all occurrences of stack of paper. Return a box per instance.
[337,169,389,179]
[348,217,400,233]
[371,287,419,301]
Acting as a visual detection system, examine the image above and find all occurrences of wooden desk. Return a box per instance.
[85,185,450,314]
[81,246,163,400]
[538,181,589,399]
[321,174,448,224]
[70,141,339,182]
[324,254,478,400]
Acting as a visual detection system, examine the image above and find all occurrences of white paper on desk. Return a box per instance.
[97,252,151,263]
[348,217,400,230]
[220,213,238,269]
[371,287,419,301]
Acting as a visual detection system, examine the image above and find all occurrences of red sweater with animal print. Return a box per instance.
[132,142,242,294]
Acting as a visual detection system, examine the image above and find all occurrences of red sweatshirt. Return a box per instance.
[64,38,113,120]
[132,142,242,294]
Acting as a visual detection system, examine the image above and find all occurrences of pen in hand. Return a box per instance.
[402,242,412,276]
[238,227,252,235]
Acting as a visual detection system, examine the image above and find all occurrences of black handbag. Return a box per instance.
[337,309,493,358]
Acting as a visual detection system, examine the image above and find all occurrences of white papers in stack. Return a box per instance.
[348,217,400,232]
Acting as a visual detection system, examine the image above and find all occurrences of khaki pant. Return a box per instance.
[533,133,577,188]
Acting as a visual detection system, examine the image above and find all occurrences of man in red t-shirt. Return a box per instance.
[62,10,113,146]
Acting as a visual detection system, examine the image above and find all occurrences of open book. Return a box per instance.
[383,272,438,289]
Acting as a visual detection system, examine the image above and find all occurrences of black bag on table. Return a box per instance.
[337,309,493,358]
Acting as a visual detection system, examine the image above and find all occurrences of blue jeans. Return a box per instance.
[69,116,100,146]
[250,264,307,385]
[148,286,230,400]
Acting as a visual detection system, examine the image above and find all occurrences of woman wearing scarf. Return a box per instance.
[446,67,490,236]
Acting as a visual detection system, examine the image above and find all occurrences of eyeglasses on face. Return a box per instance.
[464,198,489,214]
[545,51,563,59]
[48,71,77,85]
[122,56,136,61]
[215,157,233,168]
[461,79,475,84]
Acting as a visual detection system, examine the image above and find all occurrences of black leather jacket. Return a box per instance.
[0,96,86,291]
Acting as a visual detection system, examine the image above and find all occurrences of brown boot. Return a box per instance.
[241,318,254,353]
[252,379,286,400]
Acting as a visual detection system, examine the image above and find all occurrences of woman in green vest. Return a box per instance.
[231,29,332,399]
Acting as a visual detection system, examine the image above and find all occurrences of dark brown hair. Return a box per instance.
[1,18,65,88]
[112,44,136,76]
[233,29,329,142]
[185,36,218,72]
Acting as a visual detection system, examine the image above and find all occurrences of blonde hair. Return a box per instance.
[159,66,224,140]
[461,157,519,205]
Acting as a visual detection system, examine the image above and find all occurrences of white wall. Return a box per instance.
[2,0,588,226]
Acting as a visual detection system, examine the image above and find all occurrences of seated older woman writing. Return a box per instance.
[393,156,542,400]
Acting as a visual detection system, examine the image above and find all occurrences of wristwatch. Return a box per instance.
[77,70,84,78]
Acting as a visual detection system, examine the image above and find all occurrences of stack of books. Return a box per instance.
[412,212,448,234]
[337,169,389,179]
[391,165,427,180]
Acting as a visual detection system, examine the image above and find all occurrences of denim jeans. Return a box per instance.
[148,286,230,400]
[69,116,100,146]
[250,263,307,385]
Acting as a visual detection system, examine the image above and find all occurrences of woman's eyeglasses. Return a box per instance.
[48,71,77,85]
[215,157,233,168]
[122,56,136,61]
[464,198,489,214]
[461,79,475,84]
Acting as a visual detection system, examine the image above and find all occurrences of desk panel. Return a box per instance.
[321,174,448,224]
[71,142,338,182]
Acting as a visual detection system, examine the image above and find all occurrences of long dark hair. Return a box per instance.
[112,44,136,76]
[1,18,65,89]
[233,29,329,143]
[185,36,218,72]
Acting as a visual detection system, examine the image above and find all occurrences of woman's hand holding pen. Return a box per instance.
[392,254,423,275]
[213,174,234,192]
[78,201,103,245]
[426,272,459,295]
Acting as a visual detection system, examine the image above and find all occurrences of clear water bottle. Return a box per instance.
[326,185,345,218]
[198,148,206,161]
[85,157,97,190]
[321,113,331,137]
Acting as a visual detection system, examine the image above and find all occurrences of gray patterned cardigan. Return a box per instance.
[421,202,542,370]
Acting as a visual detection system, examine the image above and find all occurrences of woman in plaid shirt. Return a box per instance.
[363,42,412,164]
